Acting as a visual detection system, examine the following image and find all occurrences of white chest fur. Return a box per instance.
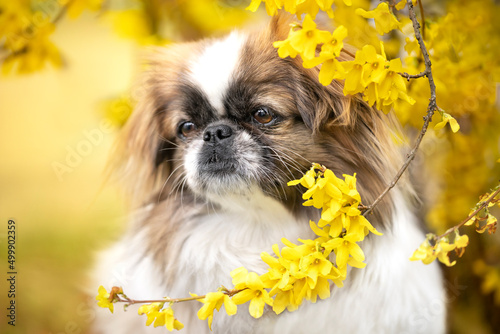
[93,194,446,334]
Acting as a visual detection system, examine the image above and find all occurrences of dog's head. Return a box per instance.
[113,14,401,227]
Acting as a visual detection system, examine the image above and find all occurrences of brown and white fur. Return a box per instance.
[93,15,446,334]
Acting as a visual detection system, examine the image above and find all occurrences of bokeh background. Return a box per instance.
[1,0,499,333]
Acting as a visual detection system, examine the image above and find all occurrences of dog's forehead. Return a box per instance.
[187,31,246,117]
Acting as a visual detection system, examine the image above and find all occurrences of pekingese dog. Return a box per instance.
[93,14,446,334]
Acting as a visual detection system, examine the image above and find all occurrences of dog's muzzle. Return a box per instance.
[199,123,238,174]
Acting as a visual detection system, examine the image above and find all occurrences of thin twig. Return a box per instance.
[399,70,428,81]
[435,185,500,240]
[341,47,356,59]
[362,0,438,216]
[387,0,397,15]
[0,1,72,62]
[113,288,245,306]
[418,0,426,41]
[119,295,204,305]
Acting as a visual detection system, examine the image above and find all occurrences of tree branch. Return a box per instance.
[362,0,438,217]
[418,0,426,41]
[341,47,356,59]
[113,287,245,306]
[0,1,72,63]
[399,70,428,81]
[435,185,500,241]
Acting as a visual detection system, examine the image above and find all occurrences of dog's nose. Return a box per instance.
[203,124,233,143]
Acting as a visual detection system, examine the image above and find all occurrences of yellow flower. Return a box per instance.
[67,0,103,19]
[454,230,469,249]
[342,173,361,201]
[323,234,365,268]
[434,112,460,133]
[301,25,349,86]
[410,234,463,267]
[378,59,408,96]
[476,214,498,234]
[347,215,383,241]
[395,0,407,11]
[288,15,331,60]
[196,291,237,330]
[362,44,387,82]
[318,57,347,86]
[282,0,298,14]
[0,2,31,43]
[101,94,133,127]
[299,250,332,288]
[320,213,344,237]
[289,274,330,305]
[306,276,331,303]
[295,0,321,19]
[285,277,306,306]
[246,0,282,16]
[435,239,457,267]
[339,0,352,5]
[273,36,300,59]
[261,245,294,292]
[342,49,369,95]
[155,308,184,331]
[404,37,420,56]
[273,277,317,313]
[289,166,346,215]
[2,24,62,75]
[409,239,437,264]
[316,0,335,18]
[231,269,273,318]
[281,237,321,256]
[272,289,299,314]
[355,2,400,35]
[138,303,184,331]
[287,165,317,188]
[304,175,342,209]
[138,303,163,326]
[260,165,380,318]
[96,285,114,313]
[338,42,415,111]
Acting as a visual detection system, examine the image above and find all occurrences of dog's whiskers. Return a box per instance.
[158,164,185,203]
[158,135,180,148]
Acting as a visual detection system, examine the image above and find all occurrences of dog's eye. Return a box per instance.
[178,121,197,138]
[252,107,274,124]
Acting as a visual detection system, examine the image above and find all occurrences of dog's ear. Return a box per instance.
[109,45,193,208]
[109,93,170,208]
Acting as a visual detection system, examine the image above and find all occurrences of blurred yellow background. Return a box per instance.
[0,13,133,334]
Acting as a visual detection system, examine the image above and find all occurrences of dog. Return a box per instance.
[93,14,446,334]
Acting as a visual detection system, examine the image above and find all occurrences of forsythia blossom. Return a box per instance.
[464,190,499,234]
[228,164,381,318]
[96,286,115,313]
[138,303,184,331]
[355,2,400,35]
[411,186,499,267]
[271,2,414,112]
[246,0,353,18]
[194,291,237,330]
[434,112,460,133]
[231,268,274,319]
[410,231,469,267]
